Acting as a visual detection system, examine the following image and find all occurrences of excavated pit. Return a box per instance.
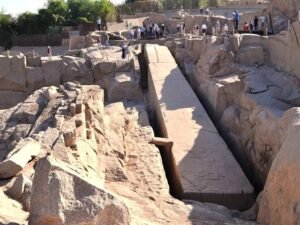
[140,43,256,211]
[170,33,300,197]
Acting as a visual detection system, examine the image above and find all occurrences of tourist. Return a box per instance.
[205,8,210,15]
[137,27,141,40]
[47,46,52,61]
[250,21,254,32]
[232,10,240,31]
[141,26,145,40]
[177,23,180,33]
[260,14,266,31]
[96,17,101,30]
[130,28,135,42]
[121,42,126,59]
[201,23,207,35]
[212,26,216,36]
[243,22,249,33]
[157,27,161,39]
[125,20,128,30]
[193,25,199,35]
[161,23,165,34]
[215,21,221,34]
[104,33,109,48]
[254,16,259,30]
[149,24,153,36]
[182,23,186,34]
[223,24,229,34]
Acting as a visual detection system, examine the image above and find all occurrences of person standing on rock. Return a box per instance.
[195,25,199,35]
[137,27,141,40]
[205,8,210,15]
[212,26,216,36]
[250,21,254,32]
[121,42,126,59]
[182,23,186,34]
[254,16,259,30]
[260,14,266,32]
[232,10,240,31]
[130,28,135,43]
[96,17,101,30]
[201,23,207,35]
[161,24,165,36]
[125,20,128,30]
[149,24,153,36]
[223,24,229,34]
[141,26,145,40]
[215,21,221,34]
[243,22,249,33]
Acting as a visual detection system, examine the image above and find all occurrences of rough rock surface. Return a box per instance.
[0,189,29,224]
[0,53,26,91]
[0,81,259,225]
[29,156,130,225]
[173,33,300,189]
[257,109,300,225]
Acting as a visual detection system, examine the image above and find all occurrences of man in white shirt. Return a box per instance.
[137,27,141,40]
[202,23,207,35]
[215,21,221,34]
[223,24,229,34]
[96,17,101,30]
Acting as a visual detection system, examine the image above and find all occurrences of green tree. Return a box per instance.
[208,0,223,7]
[47,0,68,25]
[37,9,53,32]
[199,0,208,7]
[0,11,14,49]
[98,0,116,22]
[16,12,40,34]
[67,0,82,24]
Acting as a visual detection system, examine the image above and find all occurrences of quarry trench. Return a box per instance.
[139,43,257,211]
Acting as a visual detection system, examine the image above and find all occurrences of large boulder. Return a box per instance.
[61,56,94,84]
[26,66,45,93]
[269,0,300,18]
[29,156,130,225]
[42,59,62,86]
[236,46,264,66]
[104,72,143,102]
[0,91,26,109]
[88,50,133,82]
[6,173,32,210]
[196,44,239,77]
[0,189,29,224]
[257,108,300,225]
[69,36,86,50]
[25,52,42,67]
[0,54,26,91]
[0,138,43,178]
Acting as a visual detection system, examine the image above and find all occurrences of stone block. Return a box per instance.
[42,59,62,86]
[29,157,130,225]
[0,139,42,178]
[106,72,143,102]
[26,67,45,93]
[237,46,264,66]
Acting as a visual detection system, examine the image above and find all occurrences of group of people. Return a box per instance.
[191,21,229,36]
[242,15,268,34]
[127,23,166,41]
[176,23,186,33]
[232,10,268,34]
